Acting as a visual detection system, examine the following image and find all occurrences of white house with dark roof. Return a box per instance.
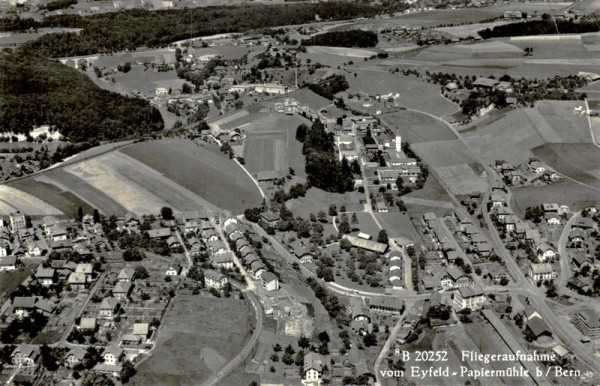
[260,271,279,291]
[11,344,39,366]
[205,270,229,290]
[302,352,323,386]
[453,284,485,311]
[529,263,556,283]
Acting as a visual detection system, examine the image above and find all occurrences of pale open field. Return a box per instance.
[433,164,488,195]
[412,40,524,62]
[122,139,262,214]
[132,295,252,386]
[0,185,62,216]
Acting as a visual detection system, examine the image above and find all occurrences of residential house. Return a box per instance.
[68,272,88,291]
[204,270,229,290]
[441,266,471,290]
[11,344,40,366]
[117,267,136,282]
[113,281,133,300]
[526,316,552,340]
[65,347,87,368]
[536,242,556,262]
[260,271,279,291]
[34,266,55,286]
[528,263,556,283]
[369,297,404,314]
[98,297,120,320]
[102,345,124,365]
[349,297,371,323]
[290,240,313,263]
[212,252,234,269]
[453,284,486,311]
[165,265,182,276]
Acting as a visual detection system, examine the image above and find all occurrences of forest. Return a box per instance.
[3,3,382,57]
[479,16,600,39]
[301,29,378,48]
[0,48,164,142]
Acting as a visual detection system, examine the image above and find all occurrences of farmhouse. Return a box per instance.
[303,352,323,385]
[117,267,136,282]
[290,240,313,263]
[102,345,124,365]
[453,284,485,311]
[441,266,471,290]
[350,297,371,323]
[212,251,234,269]
[526,316,553,340]
[113,281,133,300]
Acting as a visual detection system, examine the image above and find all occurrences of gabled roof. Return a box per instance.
[99,297,120,310]
[118,267,136,281]
[113,281,133,294]
[527,316,551,337]
[260,271,277,283]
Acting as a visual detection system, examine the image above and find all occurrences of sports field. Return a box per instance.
[122,139,262,214]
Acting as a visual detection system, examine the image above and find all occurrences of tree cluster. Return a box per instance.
[308,74,349,100]
[479,17,600,39]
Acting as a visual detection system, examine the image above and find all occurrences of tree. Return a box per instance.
[270,353,279,362]
[282,351,294,365]
[318,331,330,342]
[294,350,305,366]
[160,206,174,220]
[93,209,100,223]
[298,335,310,349]
[273,343,282,352]
[295,124,308,142]
[77,206,84,222]
[363,333,377,347]
[120,360,137,383]
[329,205,338,216]
[377,229,388,244]
[134,266,149,279]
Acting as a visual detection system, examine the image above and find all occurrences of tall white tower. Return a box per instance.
[395,130,402,153]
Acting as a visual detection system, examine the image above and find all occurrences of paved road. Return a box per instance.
[557,212,579,288]
[203,284,263,386]
[373,310,407,386]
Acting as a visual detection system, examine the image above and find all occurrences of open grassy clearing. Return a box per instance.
[347,70,458,116]
[349,211,381,237]
[412,40,524,62]
[0,263,36,304]
[511,179,600,217]
[132,295,253,386]
[433,21,515,40]
[434,164,488,195]
[533,143,600,187]
[7,178,92,219]
[122,139,262,214]
[0,185,62,216]
[35,170,127,216]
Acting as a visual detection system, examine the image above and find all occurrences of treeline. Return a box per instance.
[302,29,378,48]
[44,0,77,11]
[300,120,354,193]
[0,49,164,142]
[479,17,600,39]
[308,74,349,100]
[4,3,382,57]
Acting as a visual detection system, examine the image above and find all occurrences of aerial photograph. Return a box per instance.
[0,0,599,384]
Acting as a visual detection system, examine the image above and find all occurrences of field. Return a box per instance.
[412,41,525,62]
[306,46,376,58]
[532,143,600,188]
[412,139,478,166]
[380,110,457,144]
[7,178,92,219]
[35,170,128,216]
[287,188,363,220]
[122,139,262,214]
[347,70,458,117]
[433,164,488,195]
[132,295,253,386]
[404,172,452,204]
[463,101,591,165]
[349,211,381,238]
[0,185,63,216]
[511,179,600,217]
[0,264,35,304]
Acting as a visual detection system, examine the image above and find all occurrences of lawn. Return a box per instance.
[404,171,452,203]
[132,295,253,386]
[375,212,420,242]
[121,139,262,214]
[287,188,363,220]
